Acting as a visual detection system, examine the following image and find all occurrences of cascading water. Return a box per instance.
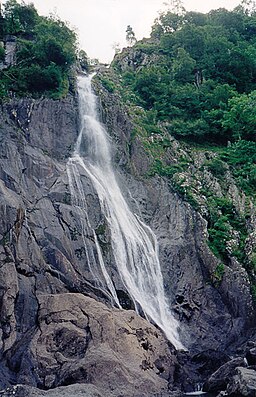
[67,74,184,350]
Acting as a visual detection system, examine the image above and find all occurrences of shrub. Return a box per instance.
[206,158,227,178]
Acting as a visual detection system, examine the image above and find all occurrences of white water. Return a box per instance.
[67,74,184,350]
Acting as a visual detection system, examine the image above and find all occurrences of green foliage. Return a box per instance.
[116,6,256,144]
[78,50,90,72]
[126,25,137,45]
[150,159,183,177]
[171,47,196,83]
[133,66,169,109]
[212,263,225,285]
[133,41,157,54]
[222,91,256,140]
[3,0,39,35]
[151,12,184,37]
[252,285,256,303]
[205,158,227,178]
[100,77,115,93]
[221,140,256,195]
[205,193,247,262]
[0,1,78,98]
[208,215,231,259]
[0,45,5,61]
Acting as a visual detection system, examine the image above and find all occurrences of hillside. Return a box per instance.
[97,3,256,307]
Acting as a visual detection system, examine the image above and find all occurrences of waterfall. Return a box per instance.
[67,74,184,350]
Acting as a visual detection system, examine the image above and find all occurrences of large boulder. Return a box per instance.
[203,357,245,393]
[4,293,177,397]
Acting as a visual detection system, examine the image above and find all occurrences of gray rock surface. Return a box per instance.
[4,293,176,396]
[0,384,183,397]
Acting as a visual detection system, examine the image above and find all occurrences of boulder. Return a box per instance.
[5,293,177,397]
[203,357,245,392]
[226,367,256,396]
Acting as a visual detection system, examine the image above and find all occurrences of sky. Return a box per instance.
[6,0,241,63]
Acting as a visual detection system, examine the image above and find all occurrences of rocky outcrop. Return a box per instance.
[0,36,17,70]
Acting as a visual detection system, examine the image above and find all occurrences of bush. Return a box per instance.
[24,63,62,92]
[100,77,115,93]
[206,158,227,178]
[221,140,256,195]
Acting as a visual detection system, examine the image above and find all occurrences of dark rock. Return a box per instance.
[203,357,246,392]
[226,367,256,396]
[174,349,230,392]
[246,347,256,366]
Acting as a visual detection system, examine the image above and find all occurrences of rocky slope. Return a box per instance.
[0,71,255,397]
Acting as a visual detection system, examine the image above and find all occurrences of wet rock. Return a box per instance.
[175,349,230,393]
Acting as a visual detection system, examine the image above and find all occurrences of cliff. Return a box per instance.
[0,70,255,397]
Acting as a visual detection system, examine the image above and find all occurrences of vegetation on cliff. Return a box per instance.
[113,3,256,144]
[0,0,78,98]
[98,1,256,300]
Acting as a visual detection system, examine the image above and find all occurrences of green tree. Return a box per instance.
[222,91,256,140]
[0,3,78,98]
[126,25,136,46]
[3,0,38,35]
[78,50,90,71]
[171,47,196,83]
[134,66,169,109]
[151,12,184,37]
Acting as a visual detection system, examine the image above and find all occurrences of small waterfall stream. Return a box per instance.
[67,74,184,350]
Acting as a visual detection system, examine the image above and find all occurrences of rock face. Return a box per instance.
[0,74,255,395]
